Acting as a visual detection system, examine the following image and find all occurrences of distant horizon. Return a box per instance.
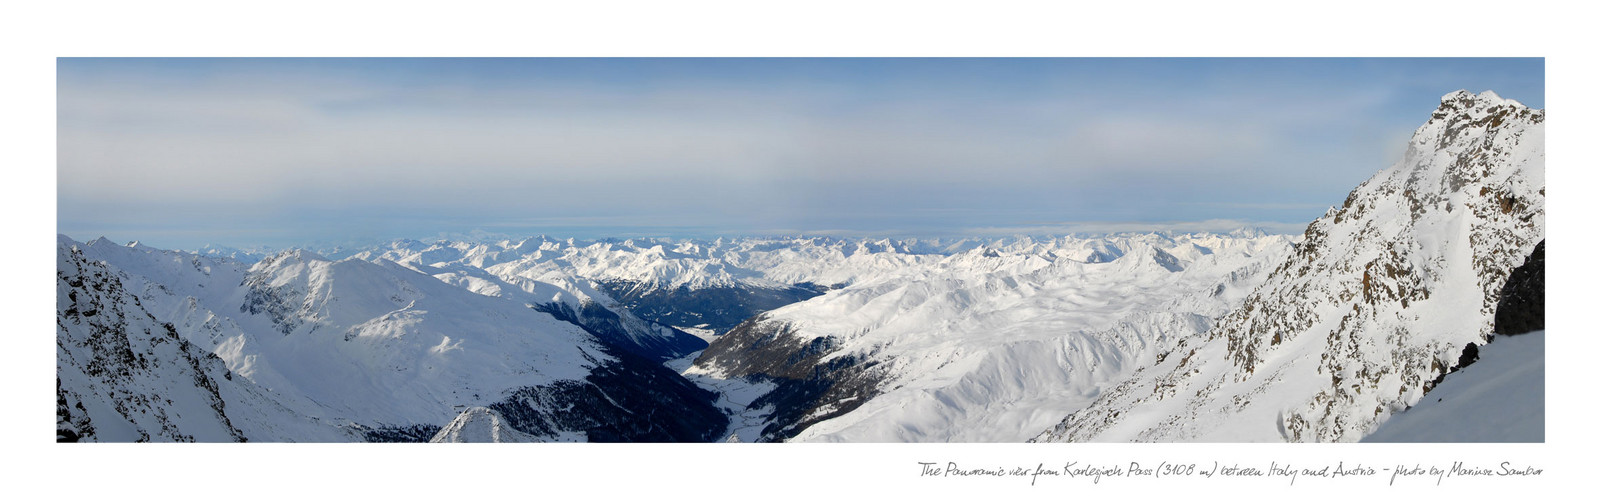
[60,221,1300,254]
[58,58,1543,250]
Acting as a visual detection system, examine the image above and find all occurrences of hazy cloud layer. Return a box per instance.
[57,58,1543,248]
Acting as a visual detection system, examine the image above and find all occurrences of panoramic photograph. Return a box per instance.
[55,57,1544,444]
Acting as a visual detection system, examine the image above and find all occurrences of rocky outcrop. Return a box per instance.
[486,344,729,442]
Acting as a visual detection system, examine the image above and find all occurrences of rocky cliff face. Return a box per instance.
[1034,90,1544,443]
[57,245,247,442]
[1360,240,1547,443]
[1494,240,1544,336]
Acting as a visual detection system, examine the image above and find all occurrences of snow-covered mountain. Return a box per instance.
[340,232,1291,337]
[333,231,1308,442]
[56,235,727,442]
[1032,90,1544,443]
[343,238,710,361]
[688,232,1295,442]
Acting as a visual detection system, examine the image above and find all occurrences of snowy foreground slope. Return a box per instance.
[1364,238,1545,442]
[1362,331,1543,443]
[1033,90,1544,442]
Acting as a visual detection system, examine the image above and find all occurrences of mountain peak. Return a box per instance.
[1440,88,1497,101]
[266,248,330,264]
[1225,226,1269,238]
[1436,89,1528,116]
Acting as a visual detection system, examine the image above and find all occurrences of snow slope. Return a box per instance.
[1362,331,1543,442]
[1034,90,1544,443]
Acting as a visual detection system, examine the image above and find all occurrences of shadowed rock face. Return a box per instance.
[483,344,728,442]
[1494,240,1544,337]
[1455,342,1480,371]
[363,342,729,443]
[693,316,886,442]
[362,424,440,443]
[374,343,729,443]
[534,300,707,362]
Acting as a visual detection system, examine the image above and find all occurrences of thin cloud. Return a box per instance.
[56,58,1543,248]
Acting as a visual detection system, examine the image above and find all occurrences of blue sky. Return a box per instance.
[57,58,1544,249]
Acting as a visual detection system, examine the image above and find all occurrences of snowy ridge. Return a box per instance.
[325,236,708,358]
[353,236,785,291]
[428,407,544,443]
[56,243,354,442]
[230,247,605,426]
[1033,90,1544,442]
